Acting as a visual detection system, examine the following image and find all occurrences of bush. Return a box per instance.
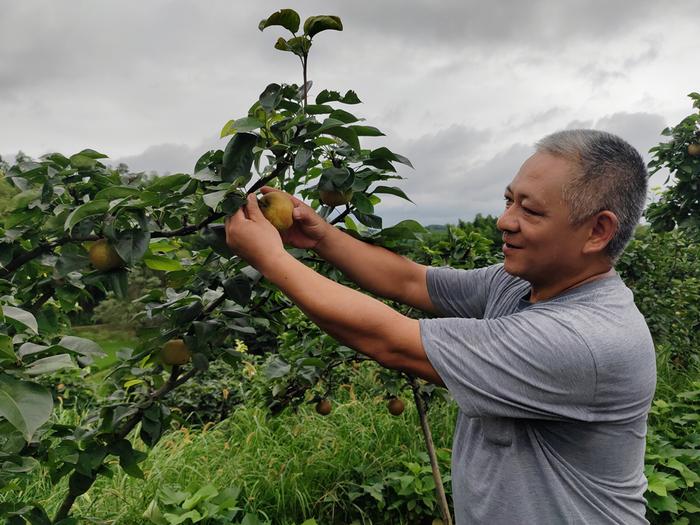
[617,228,700,386]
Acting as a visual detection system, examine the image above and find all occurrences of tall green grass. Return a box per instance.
[16,393,457,524]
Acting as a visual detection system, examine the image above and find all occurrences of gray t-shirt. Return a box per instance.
[420,264,656,525]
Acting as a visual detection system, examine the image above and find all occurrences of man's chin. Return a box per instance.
[502,260,529,281]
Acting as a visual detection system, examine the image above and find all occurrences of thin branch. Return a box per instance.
[408,376,454,525]
[330,205,352,225]
[3,158,294,278]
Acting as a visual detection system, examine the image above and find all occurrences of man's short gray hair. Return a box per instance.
[536,129,648,262]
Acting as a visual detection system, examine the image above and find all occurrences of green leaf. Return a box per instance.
[64,200,109,231]
[370,147,413,168]
[354,211,382,229]
[0,374,53,441]
[55,251,89,277]
[222,133,257,184]
[341,90,361,104]
[107,269,129,299]
[307,117,346,137]
[350,125,384,137]
[304,104,334,115]
[375,220,426,242]
[324,126,360,152]
[274,37,291,52]
[0,334,15,362]
[115,230,151,265]
[57,336,105,360]
[352,193,374,214]
[240,514,267,525]
[223,274,252,306]
[25,354,76,376]
[328,109,359,124]
[9,189,41,210]
[143,255,183,272]
[111,439,146,479]
[220,117,264,139]
[94,186,141,200]
[319,167,353,191]
[275,36,311,57]
[2,306,38,333]
[316,89,361,105]
[182,484,218,510]
[75,148,108,160]
[258,9,300,33]
[648,494,679,513]
[259,83,283,113]
[293,149,314,173]
[147,173,191,193]
[265,357,291,379]
[69,154,98,169]
[203,190,228,211]
[371,185,414,203]
[303,15,343,38]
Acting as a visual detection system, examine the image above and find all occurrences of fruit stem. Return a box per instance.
[409,376,454,525]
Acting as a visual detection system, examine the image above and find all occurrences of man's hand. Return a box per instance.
[225,193,286,273]
[260,186,332,250]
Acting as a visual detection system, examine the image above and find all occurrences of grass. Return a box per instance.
[13,392,457,524]
[70,324,138,369]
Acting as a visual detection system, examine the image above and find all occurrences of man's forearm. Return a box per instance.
[259,251,442,384]
[314,225,433,311]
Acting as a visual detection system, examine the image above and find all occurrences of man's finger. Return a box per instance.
[245,193,265,220]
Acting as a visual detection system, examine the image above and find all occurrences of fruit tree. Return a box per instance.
[0,9,451,524]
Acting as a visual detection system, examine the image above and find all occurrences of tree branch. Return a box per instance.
[2,158,294,278]
[408,376,453,525]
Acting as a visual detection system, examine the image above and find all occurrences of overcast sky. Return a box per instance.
[2,1,698,225]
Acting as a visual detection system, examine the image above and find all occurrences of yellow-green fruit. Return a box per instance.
[319,189,353,207]
[88,239,124,271]
[387,397,405,416]
[688,143,700,157]
[315,399,331,416]
[259,192,294,231]
[160,339,191,366]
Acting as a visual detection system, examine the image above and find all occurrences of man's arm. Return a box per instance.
[260,187,439,314]
[314,225,438,313]
[225,194,444,385]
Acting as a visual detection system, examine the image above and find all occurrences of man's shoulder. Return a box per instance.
[528,277,656,404]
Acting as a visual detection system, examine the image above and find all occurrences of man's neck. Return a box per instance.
[528,265,615,304]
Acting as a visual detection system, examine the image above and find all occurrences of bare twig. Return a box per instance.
[408,376,453,525]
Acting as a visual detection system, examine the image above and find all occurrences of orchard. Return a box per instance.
[1,9,700,525]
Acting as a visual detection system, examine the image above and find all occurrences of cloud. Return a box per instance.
[371,126,532,225]
[592,112,666,159]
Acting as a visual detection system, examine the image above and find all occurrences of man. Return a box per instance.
[225,129,656,524]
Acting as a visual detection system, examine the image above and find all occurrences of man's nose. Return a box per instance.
[497,206,517,233]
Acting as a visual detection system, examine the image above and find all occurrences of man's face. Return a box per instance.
[496,151,592,286]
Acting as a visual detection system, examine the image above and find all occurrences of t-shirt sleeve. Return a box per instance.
[420,309,597,421]
[427,264,504,318]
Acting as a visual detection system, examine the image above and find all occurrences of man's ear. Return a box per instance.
[583,211,618,255]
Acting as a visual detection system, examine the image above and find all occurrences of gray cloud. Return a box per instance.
[1,1,693,227]
[112,135,221,174]
[372,127,530,225]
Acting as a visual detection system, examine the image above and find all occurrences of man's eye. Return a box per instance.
[523,207,539,216]
[504,197,513,206]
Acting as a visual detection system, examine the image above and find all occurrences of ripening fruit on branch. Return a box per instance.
[88,239,124,271]
[160,339,192,366]
[687,143,700,157]
[259,192,294,231]
[387,397,405,416]
[319,188,353,207]
[315,399,331,416]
